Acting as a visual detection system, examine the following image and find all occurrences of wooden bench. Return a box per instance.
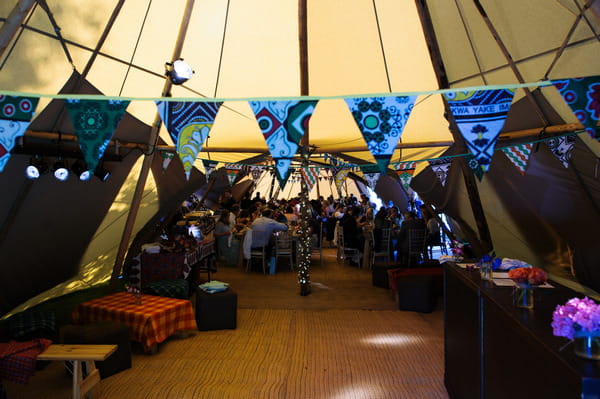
[37,344,117,399]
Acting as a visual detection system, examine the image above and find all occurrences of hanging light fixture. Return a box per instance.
[25,155,48,179]
[71,160,91,181]
[53,158,69,181]
[165,58,194,85]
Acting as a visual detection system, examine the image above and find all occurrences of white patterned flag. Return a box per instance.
[359,163,381,190]
[249,100,317,188]
[547,135,575,168]
[156,101,223,180]
[300,167,319,191]
[0,95,39,172]
[429,158,452,187]
[345,96,417,174]
[502,144,533,175]
[445,89,514,174]
[202,159,219,180]
[250,165,264,184]
[160,151,175,173]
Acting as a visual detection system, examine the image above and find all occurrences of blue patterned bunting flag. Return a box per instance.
[64,99,130,175]
[156,101,223,180]
[249,100,317,189]
[445,89,514,174]
[0,95,39,172]
[345,96,417,174]
[552,76,600,139]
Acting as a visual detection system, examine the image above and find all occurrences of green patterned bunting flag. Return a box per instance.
[64,99,130,174]
[0,95,39,172]
[502,143,533,175]
[226,169,239,186]
[395,161,417,191]
[300,167,319,191]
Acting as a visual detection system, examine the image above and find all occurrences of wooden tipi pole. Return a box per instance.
[111,0,196,282]
[0,0,36,60]
[297,0,312,296]
[414,0,493,254]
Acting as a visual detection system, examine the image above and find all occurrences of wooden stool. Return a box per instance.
[38,344,117,399]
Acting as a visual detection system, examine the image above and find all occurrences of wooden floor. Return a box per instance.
[5,248,449,399]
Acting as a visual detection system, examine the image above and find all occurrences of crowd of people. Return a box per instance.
[211,188,444,269]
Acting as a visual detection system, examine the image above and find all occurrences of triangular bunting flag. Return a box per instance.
[300,167,319,191]
[445,89,514,173]
[0,95,39,172]
[359,163,381,190]
[250,165,263,184]
[465,155,484,181]
[335,169,349,196]
[395,161,417,191]
[226,169,240,186]
[160,151,175,173]
[225,163,243,170]
[502,143,533,175]
[156,101,223,180]
[64,99,129,175]
[552,76,600,139]
[202,159,219,180]
[249,100,318,188]
[428,158,452,187]
[547,135,575,168]
[345,96,417,174]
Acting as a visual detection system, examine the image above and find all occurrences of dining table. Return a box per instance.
[71,291,197,352]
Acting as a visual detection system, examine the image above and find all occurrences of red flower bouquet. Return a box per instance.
[508,266,548,287]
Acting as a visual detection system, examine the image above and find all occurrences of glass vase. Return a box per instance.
[479,262,492,281]
[513,285,534,309]
[573,334,600,360]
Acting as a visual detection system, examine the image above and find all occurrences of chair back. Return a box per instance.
[407,229,427,260]
[275,231,293,252]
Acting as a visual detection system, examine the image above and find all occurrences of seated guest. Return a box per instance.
[339,206,365,254]
[396,211,427,265]
[214,210,240,267]
[250,208,288,258]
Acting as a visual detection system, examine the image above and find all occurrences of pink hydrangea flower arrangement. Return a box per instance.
[552,297,600,340]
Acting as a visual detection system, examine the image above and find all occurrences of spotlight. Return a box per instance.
[53,159,69,181]
[71,160,91,181]
[25,156,48,179]
[165,59,194,85]
[94,164,110,182]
